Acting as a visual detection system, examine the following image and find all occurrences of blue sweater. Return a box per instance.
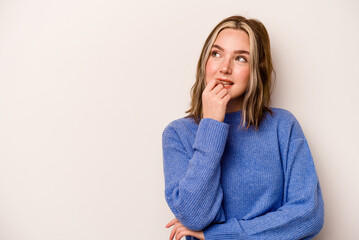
[162,107,324,240]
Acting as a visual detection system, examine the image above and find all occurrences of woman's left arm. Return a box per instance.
[202,133,325,239]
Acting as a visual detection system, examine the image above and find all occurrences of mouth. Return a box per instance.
[217,78,234,86]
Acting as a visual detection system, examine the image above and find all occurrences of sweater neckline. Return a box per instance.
[224,110,242,123]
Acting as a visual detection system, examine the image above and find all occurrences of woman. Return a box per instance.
[162,15,324,240]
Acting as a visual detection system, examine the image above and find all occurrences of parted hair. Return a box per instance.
[185,15,275,130]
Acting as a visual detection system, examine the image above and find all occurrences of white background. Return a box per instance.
[0,0,358,239]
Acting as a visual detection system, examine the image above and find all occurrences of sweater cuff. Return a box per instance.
[193,118,229,157]
[203,218,248,240]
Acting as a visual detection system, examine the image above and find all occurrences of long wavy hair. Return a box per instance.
[185,15,275,130]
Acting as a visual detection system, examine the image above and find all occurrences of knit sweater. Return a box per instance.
[162,107,324,240]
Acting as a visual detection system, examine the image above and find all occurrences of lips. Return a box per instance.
[216,78,234,86]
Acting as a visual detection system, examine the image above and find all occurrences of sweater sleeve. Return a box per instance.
[162,118,229,231]
[203,137,324,240]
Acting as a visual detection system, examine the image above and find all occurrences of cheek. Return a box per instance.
[205,61,217,83]
[244,68,250,82]
[234,67,250,82]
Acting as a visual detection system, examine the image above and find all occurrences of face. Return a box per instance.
[205,28,250,103]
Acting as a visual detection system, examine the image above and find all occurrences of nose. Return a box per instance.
[220,57,232,74]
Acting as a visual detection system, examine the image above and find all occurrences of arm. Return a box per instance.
[162,118,229,231]
[202,136,324,239]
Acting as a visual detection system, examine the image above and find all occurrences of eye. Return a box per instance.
[211,50,221,58]
[235,56,247,63]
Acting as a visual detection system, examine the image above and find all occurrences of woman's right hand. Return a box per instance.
[202,79,231,122]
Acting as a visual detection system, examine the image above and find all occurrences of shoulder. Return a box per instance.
[269,107,297,121]
[267,107,300,125]
[162,116,198,139]
[267,107,305,140]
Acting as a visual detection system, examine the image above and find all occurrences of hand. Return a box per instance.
[202,79,231,122]
[165,218,205,240]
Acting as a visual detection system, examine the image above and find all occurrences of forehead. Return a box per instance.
[213,28,249,50]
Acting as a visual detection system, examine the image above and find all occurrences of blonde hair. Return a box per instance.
[185,15,275,130]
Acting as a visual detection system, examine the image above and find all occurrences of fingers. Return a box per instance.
[216,88,228,99]
[201,79,230,122]
[204,80,228,99]
[207,79,230,99]
[167,218,179,240]
[175,229,186,240]
[175,225,187,240]
[204,79,223,92]
[212,82,225,95]
[165,218,178,228]
[166,218,205,240]
[166,218,184,240]
[169,225,177,240]
[223,94,231,104]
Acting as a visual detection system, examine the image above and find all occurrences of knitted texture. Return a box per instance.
[162,108,324,240]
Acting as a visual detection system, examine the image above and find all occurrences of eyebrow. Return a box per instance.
[212,44,249,55]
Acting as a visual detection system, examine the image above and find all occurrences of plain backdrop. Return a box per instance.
[0,0,358,239]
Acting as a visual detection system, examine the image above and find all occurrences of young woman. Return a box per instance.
[162,15,324,240]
